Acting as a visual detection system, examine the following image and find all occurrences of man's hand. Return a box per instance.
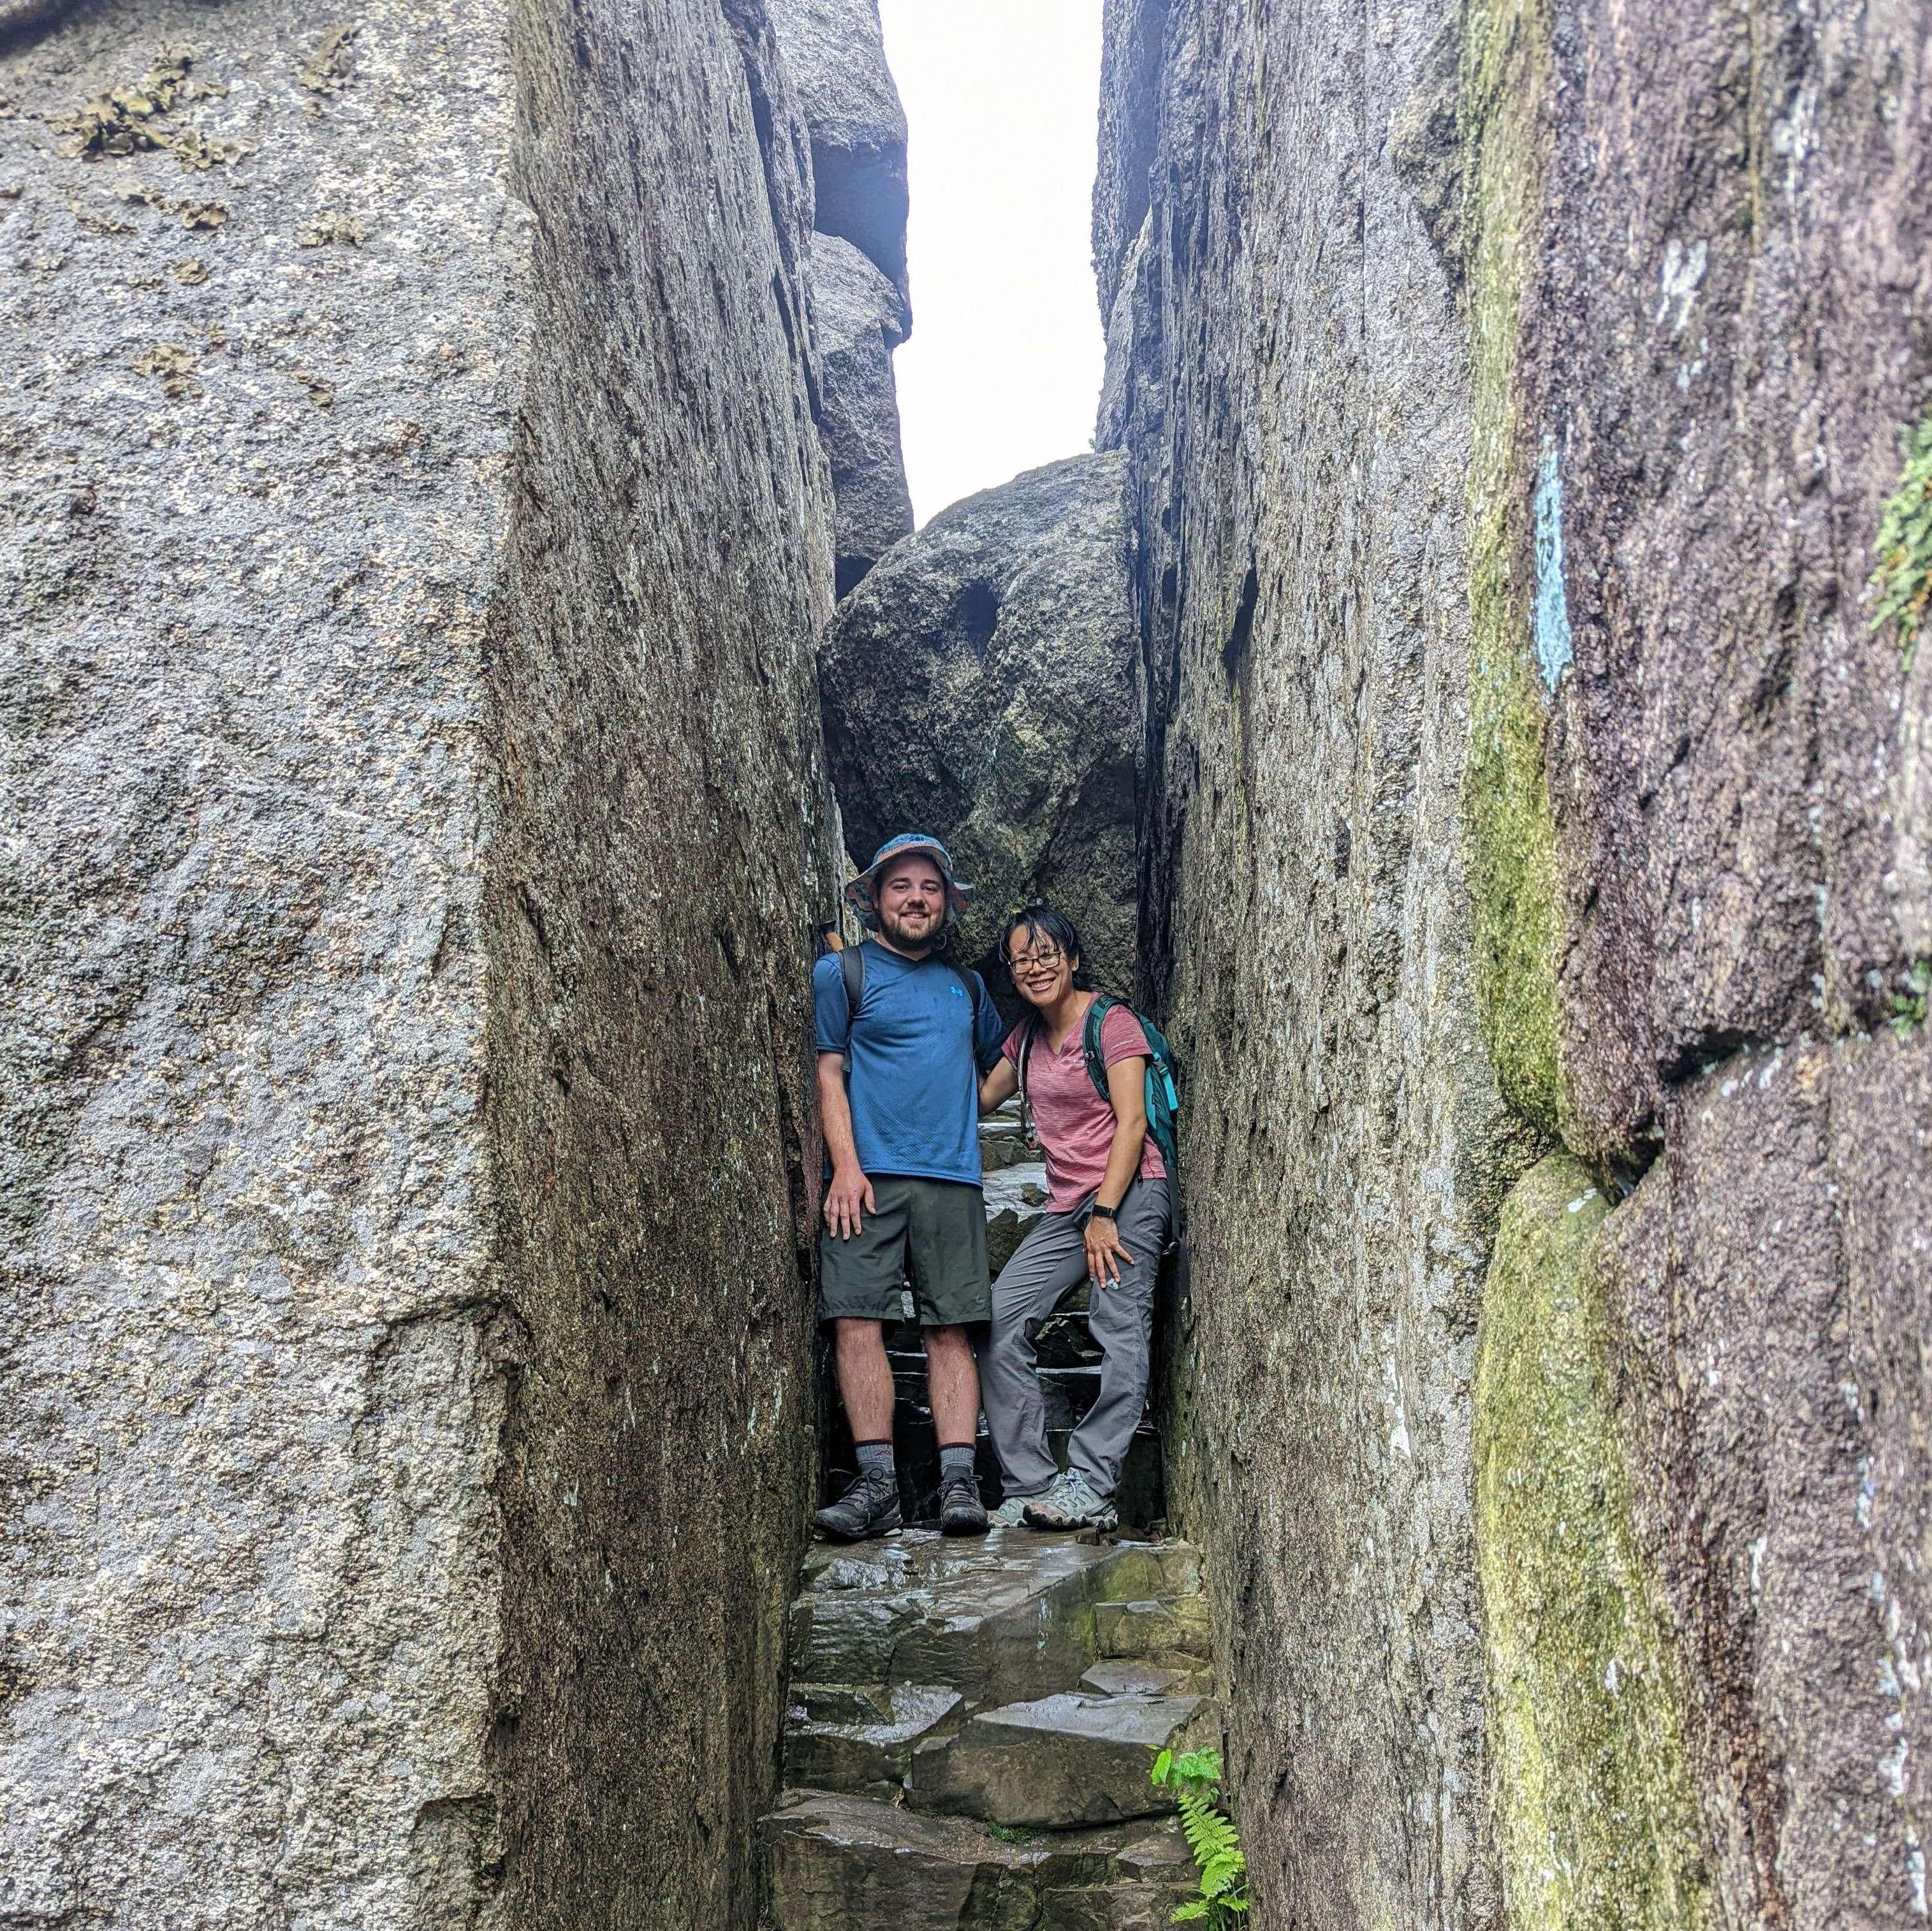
[1085,1214,1133,1288]
[824,1165,875,1241]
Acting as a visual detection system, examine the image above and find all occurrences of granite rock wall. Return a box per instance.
[0,2,840,1926]
[1102,0,1932,1925]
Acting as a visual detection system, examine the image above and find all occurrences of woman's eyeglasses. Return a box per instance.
[1007,948,1065,976]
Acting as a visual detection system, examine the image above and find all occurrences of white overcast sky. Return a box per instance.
[877,1,1106,526]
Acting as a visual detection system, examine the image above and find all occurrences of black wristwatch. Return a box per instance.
[1090,1203,1118,1223]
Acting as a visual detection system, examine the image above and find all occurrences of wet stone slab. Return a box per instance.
[1094,1596,1211,1666]
[790,1534,1200,1710]
[783,1682,962,1798]
[1080,1661,1185,1698]
[912,1690,1209,1828]
[763,1787,1194,1931]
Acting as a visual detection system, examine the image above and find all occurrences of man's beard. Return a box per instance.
[879,904,940,953]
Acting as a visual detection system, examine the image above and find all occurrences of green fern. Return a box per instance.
[1891,959,1931,1037]
[1152,1745,1250,1927]
[1868,418,1932,671]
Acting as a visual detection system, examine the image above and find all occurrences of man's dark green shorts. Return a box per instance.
[819,1175,990,1327]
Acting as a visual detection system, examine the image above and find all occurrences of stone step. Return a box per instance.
[1079,1660,1185,1698]
[980,1125,1042,1178]
[884,1304,1102,1367]
[788,1532,1201,1712]
[1036,1302,1103,1366]
[764,1787,1195,1931]
[782,1682,962,1798]
[1094,1595,1211,1666]
[880,1306,1094,1364]
[983,1163,1050,1274]
[911,1689,1214,1828]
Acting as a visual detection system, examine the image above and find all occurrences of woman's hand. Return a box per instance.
[1085,1212,1134,1288]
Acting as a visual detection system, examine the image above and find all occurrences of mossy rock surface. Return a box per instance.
[1474,1154,1711,1931]
[1458,0,1568,1140]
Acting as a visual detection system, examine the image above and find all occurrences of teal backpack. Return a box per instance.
[1016,993,1183,1196]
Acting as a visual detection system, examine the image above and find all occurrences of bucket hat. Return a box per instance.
[844,832,974,931]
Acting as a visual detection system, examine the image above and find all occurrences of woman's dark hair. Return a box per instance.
[998,904,1095,990]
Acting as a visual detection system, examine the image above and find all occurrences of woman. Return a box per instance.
[975,905,1173,1533]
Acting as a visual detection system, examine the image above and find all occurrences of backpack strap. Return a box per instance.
[955,964,988,1035]
[1080,994,1120,1104]
[839,943,866,1069]
[1014,1012,1044,1146]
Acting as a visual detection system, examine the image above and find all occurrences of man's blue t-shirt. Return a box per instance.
[814,941,1006,1187]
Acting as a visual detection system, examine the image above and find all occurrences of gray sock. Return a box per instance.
[939,1444,977,1480]
[855,1439,895,1476]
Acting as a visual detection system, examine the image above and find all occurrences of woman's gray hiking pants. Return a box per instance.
[976,1176,1173,1502]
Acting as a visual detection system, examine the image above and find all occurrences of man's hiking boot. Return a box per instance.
[938,1469,989,1536]
[812,1466,902,1542]
[1022,1471,1118,1534]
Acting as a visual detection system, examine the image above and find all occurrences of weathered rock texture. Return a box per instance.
[770,0,912,596]
[810,232,912,597]
[1102,0,1932,1926]
[1,2,840,1925]
[819,452,1141,1004]
[766,0,907,312]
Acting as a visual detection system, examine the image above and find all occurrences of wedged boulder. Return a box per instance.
[767,0,909,307]
[1095,208,1162,455]
[821,451,1141,1000]
[810,233,913,596]
[1092,0,1169,323]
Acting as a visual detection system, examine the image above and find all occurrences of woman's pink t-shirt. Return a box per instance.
[1002,999,1167,1213]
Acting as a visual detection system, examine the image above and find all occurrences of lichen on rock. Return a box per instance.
[1456,0,1568,1145]
[1474,1153,1711,1931]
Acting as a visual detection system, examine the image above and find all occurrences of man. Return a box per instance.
[812,833,1006,1540]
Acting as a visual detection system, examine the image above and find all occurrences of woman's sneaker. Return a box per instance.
[812,1466,903,1541]
[988,1494,1031,1527]
[938,1469,990,1536]
[1022,1471,1118,1534]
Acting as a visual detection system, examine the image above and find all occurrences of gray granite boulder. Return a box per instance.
[811,232,912,597]
[767,0,908,309]
[820,451,1141,1005]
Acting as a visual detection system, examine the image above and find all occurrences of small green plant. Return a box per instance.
[1150,1746,1248,1924]
[986,1820,1034,1846]
[1891,959,1931,1037]
[1868,419,1932,671]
